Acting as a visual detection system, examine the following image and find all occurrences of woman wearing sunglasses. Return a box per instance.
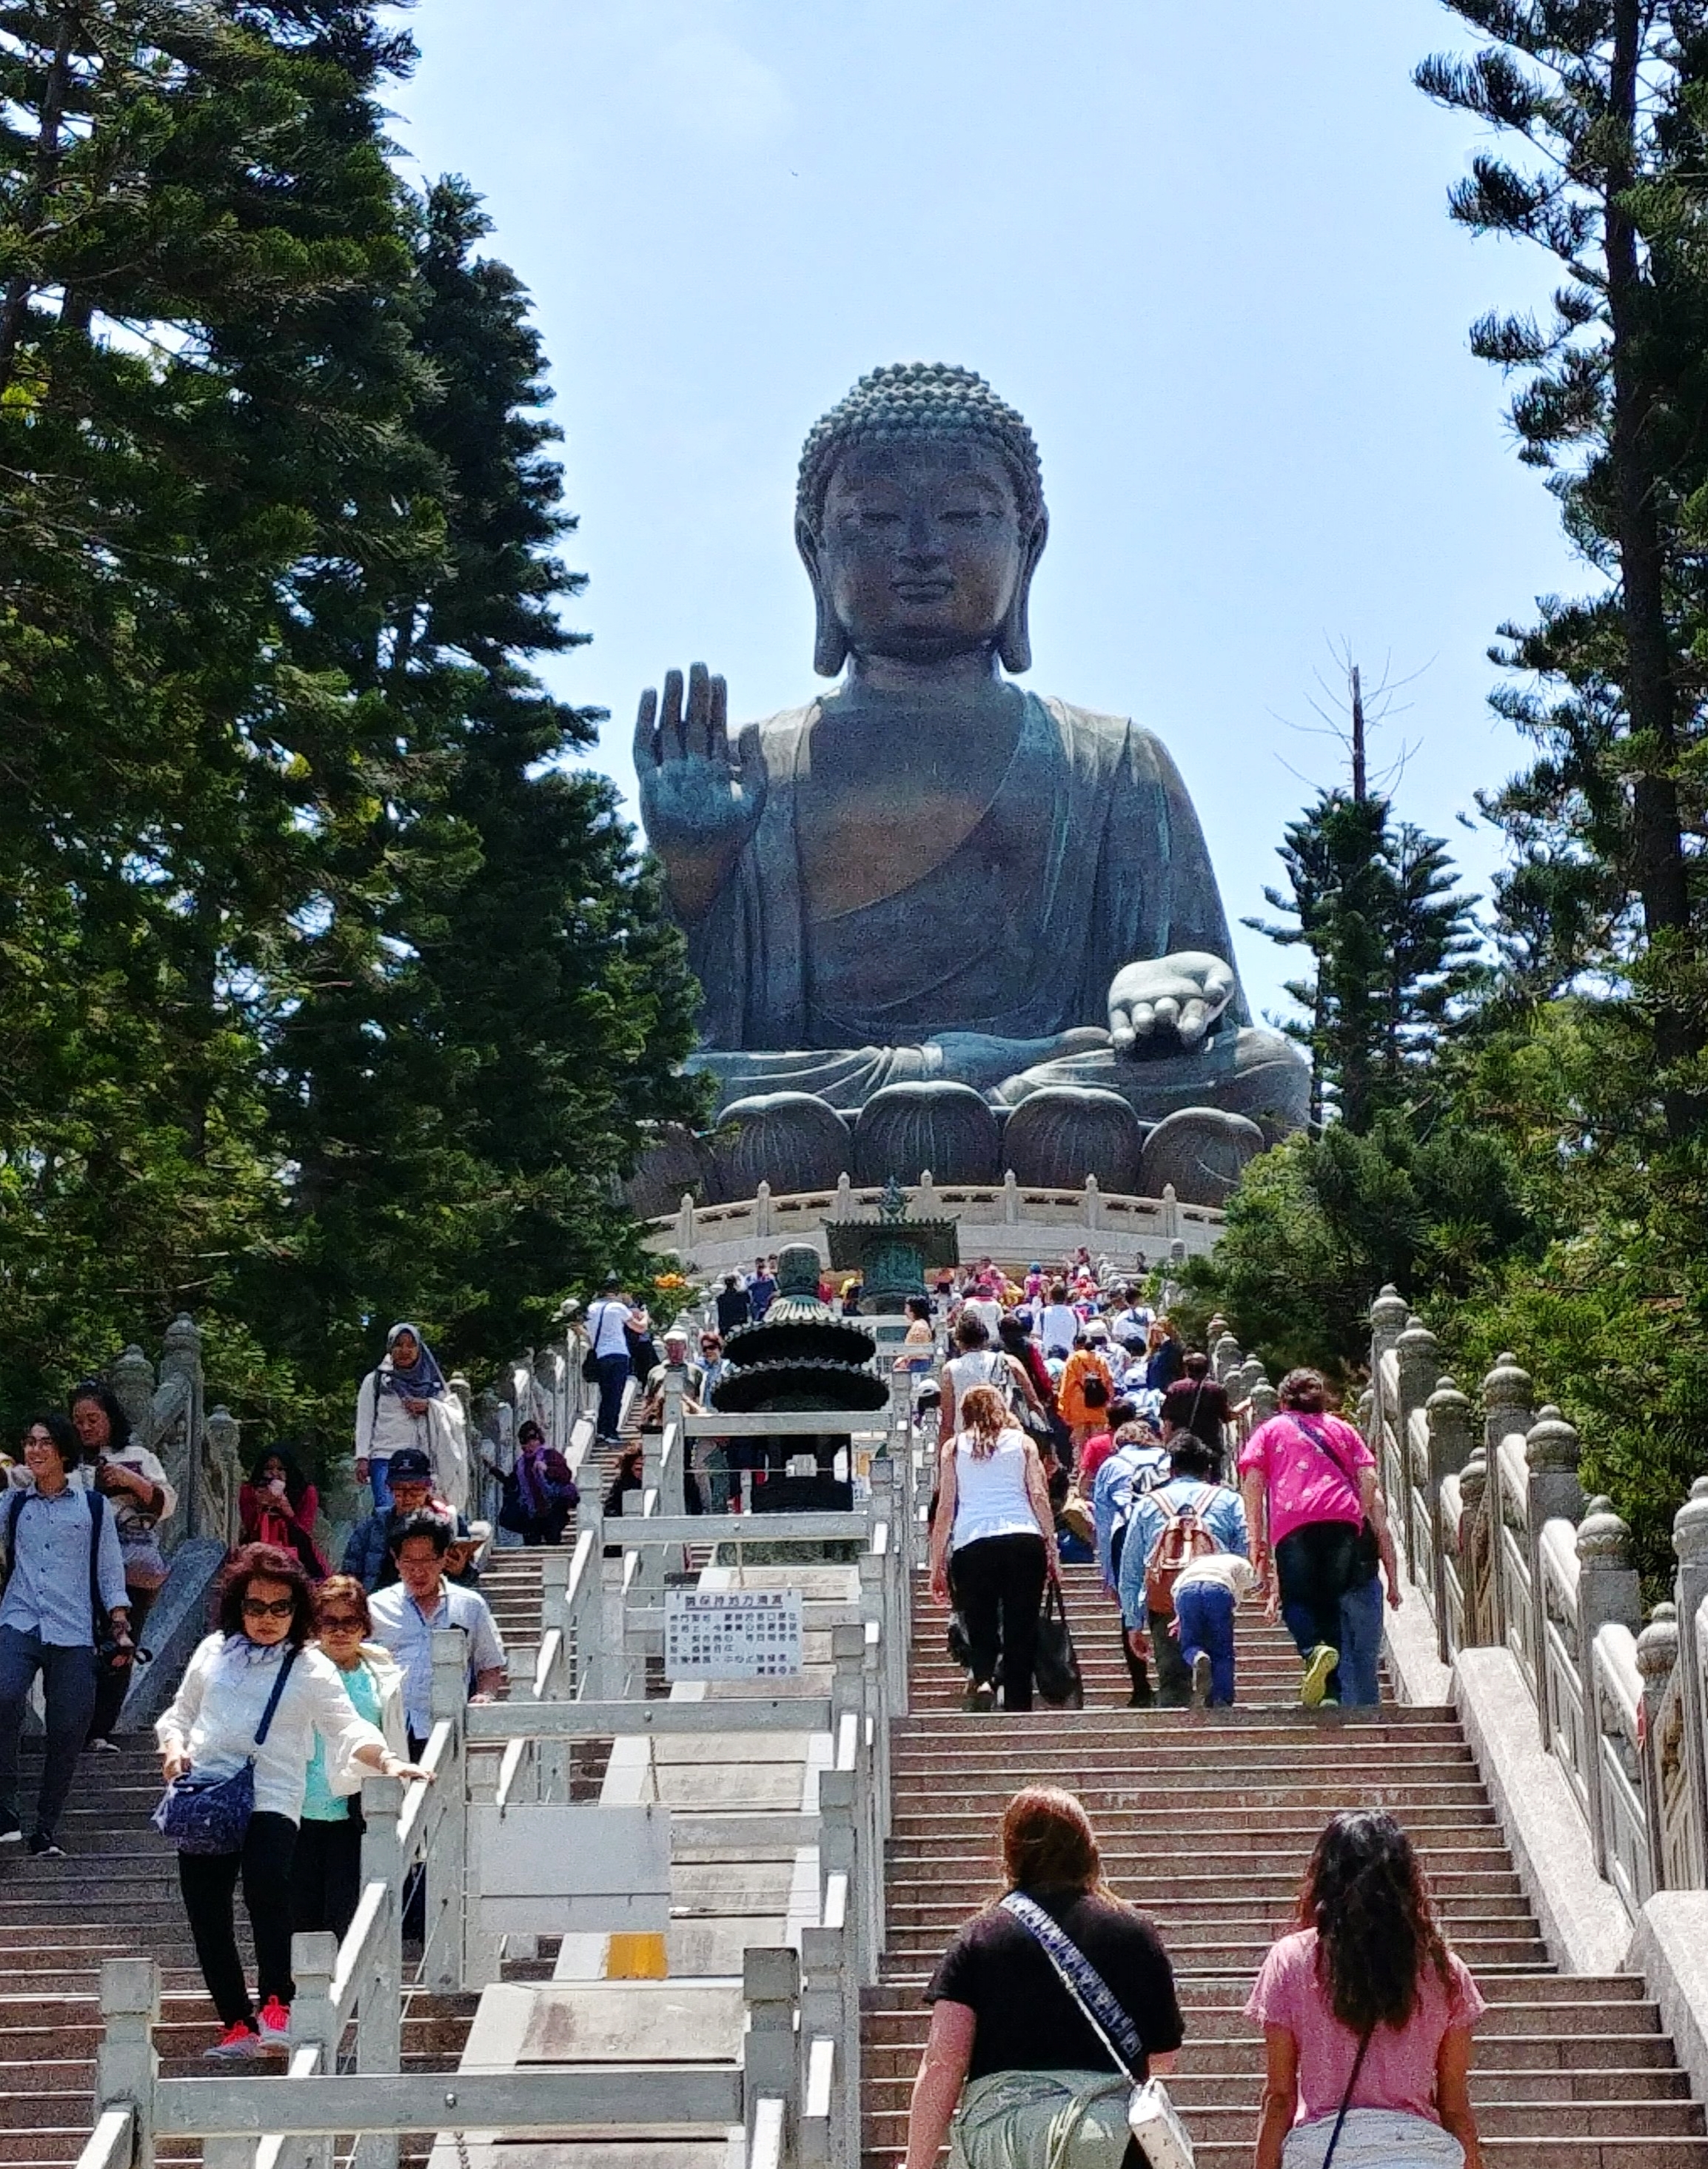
[156,1544,429,2059]
[292,1576,407,1941]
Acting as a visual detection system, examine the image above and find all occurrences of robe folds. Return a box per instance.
[683,691,1256,1117]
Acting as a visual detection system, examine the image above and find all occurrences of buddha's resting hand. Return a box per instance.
[635,663,766,922]
[1108,951,1236,1056]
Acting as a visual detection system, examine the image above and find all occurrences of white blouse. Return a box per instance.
[156,1634,387,1823]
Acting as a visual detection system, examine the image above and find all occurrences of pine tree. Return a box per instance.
[1418,2,1708,1133]
[260,178,705,1386]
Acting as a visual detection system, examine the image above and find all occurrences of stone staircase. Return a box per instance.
[0,1543,560,2168]
[862,1560,1708,2167]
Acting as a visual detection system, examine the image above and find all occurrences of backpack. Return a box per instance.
[1142,1484,1220,1616]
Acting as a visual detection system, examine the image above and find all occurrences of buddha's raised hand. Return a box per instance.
[1108,951,1236,1056]
[635,663,766,922]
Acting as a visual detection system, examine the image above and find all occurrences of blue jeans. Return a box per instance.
[1172,1583,1236,1706]
[0,1626,97,1840]
[369,1456,394,1514]
[595,1352,630,1441]
[1339,1573,1383,1706]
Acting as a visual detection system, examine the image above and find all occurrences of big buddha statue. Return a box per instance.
[636,363,1308,1207]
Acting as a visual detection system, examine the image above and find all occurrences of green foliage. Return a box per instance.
[1245,791,1479,1132]
[0,10,702,1449]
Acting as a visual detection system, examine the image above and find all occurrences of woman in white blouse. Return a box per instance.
[157,1543,429,2059]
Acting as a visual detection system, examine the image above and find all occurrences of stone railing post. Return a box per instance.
[1370,1284,1410,1367]
[95,1956,159,2169]
[1524,1407,1584,1747]
[1393,1317,1441,1582]
[1480,1354,1533,1654]
[1425,1377,1474,1663]
[1635,1603,1681,1894]
[1672,1477,1708,1886]
[743,1947,800,2162]
[202,1404,241,1549]
[1456,1448,1491,1649]
[1210,1332,1242,1384]
[1575,1496,1641,1877]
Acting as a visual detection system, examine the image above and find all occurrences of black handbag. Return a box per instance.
[1034,1575,1085,1708]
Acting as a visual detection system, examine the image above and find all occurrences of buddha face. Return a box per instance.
[811,439,1038,667]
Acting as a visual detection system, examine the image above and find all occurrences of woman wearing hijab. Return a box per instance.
[353,1324,467,1516]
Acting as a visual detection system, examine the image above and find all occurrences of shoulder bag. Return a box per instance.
[1033,1577,1085,1709]
[153,1646,299,1855]
[1287,1415,1380,1578]
[999,1891,1191,2168]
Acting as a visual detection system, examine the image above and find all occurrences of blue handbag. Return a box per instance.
[153,1646,298,1855]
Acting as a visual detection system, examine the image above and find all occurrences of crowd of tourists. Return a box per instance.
[0,1320,511,2060]
[920,1254,1401,1720]
[907,1787,1485,2169]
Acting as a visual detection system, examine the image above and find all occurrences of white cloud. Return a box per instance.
[652,30,793,150]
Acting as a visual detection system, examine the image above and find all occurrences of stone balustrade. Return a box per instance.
[643,1169,1222,1278]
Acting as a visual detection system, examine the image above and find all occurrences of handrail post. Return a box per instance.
[1424,1378,1473,1665]
[426,1629,469,1992]
[354,1777,403,2169]
[1525,1408,1585,1749]
[1672,1478,1708,1886]
[1576,1497,1641,1877]
[538,1550,571,1797]
[1635,1605,1680,1894]
[818,1769,860,1981]
[288,1931,339,2169]
[1480,1353,1534,1655]
[95,1957,158,2169]
[743,1948,800,2163]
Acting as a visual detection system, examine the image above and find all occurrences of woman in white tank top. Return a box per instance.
[929,1384,1057,1712]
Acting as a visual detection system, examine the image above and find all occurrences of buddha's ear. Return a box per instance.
[998,509,1049,676]
[797,513,849,677]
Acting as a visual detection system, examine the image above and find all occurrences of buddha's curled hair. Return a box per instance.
[1298,1810,1452,2034]
[797,361,1045,531]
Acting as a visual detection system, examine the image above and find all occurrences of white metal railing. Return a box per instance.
[1353,1284,1708,1920]
[87,1373,932,2169]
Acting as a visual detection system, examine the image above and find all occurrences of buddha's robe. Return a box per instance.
[682,692,1307,1135]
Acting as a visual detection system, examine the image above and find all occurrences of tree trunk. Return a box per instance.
[1606,0,1697,1131]
[0,7,78,398]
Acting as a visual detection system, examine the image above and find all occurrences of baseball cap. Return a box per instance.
[388,1447,433,1481]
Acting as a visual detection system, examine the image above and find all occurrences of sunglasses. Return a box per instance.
[241,1596,295,1620]
[318,1614,365,1632]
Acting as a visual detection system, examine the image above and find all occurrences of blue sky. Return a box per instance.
[394,1,1577,1027]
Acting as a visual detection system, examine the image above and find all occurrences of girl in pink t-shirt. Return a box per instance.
[1247,1809,1485,2169]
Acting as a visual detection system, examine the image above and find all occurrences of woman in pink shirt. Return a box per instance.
[1238,1368,1396,1707]
[1248,1809,1485,2169]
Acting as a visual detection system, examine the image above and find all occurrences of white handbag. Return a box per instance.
[999,1894,1193,2169]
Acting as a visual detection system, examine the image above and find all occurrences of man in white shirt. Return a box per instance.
[1038,1284,1079,1361]
[368,1513,506,1753]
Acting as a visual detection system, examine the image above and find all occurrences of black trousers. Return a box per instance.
[1276,1519,1362,1694]
[291,1812,364,1942]
[1108,1526,1151,1706]
[178,1809,298,2025]
[1148,1608,1193,1708]
[89,1583,156,1743]
[953,1533,1048,1711]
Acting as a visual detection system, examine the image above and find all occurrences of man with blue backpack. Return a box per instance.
[1116,1435,1250,1709]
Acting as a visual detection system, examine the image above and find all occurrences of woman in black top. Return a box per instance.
[905,1786,1184,2168]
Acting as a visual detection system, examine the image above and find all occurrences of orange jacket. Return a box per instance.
[1057,1348,1114,1428]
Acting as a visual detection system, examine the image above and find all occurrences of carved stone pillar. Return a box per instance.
[1576,1496,1641,1877]
[1524,1407,1584,1749]
[1393,1318,1441,1583]
[1672,1477,1708,1886]
[1479,1353,1533,1654]
[1425,1378,1474,1663]
[1457,1448,1491,1649]
[1635,1602,1681,1892]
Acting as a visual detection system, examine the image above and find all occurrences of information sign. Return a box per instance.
[664,1586,803,1680]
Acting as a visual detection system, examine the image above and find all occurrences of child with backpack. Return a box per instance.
[1116,1435,1249,1709]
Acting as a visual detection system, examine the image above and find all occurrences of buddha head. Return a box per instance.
[795,361,1049,677]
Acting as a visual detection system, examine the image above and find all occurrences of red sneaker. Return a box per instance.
[256,1997,291,2048]
[205,2022,261,2061]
